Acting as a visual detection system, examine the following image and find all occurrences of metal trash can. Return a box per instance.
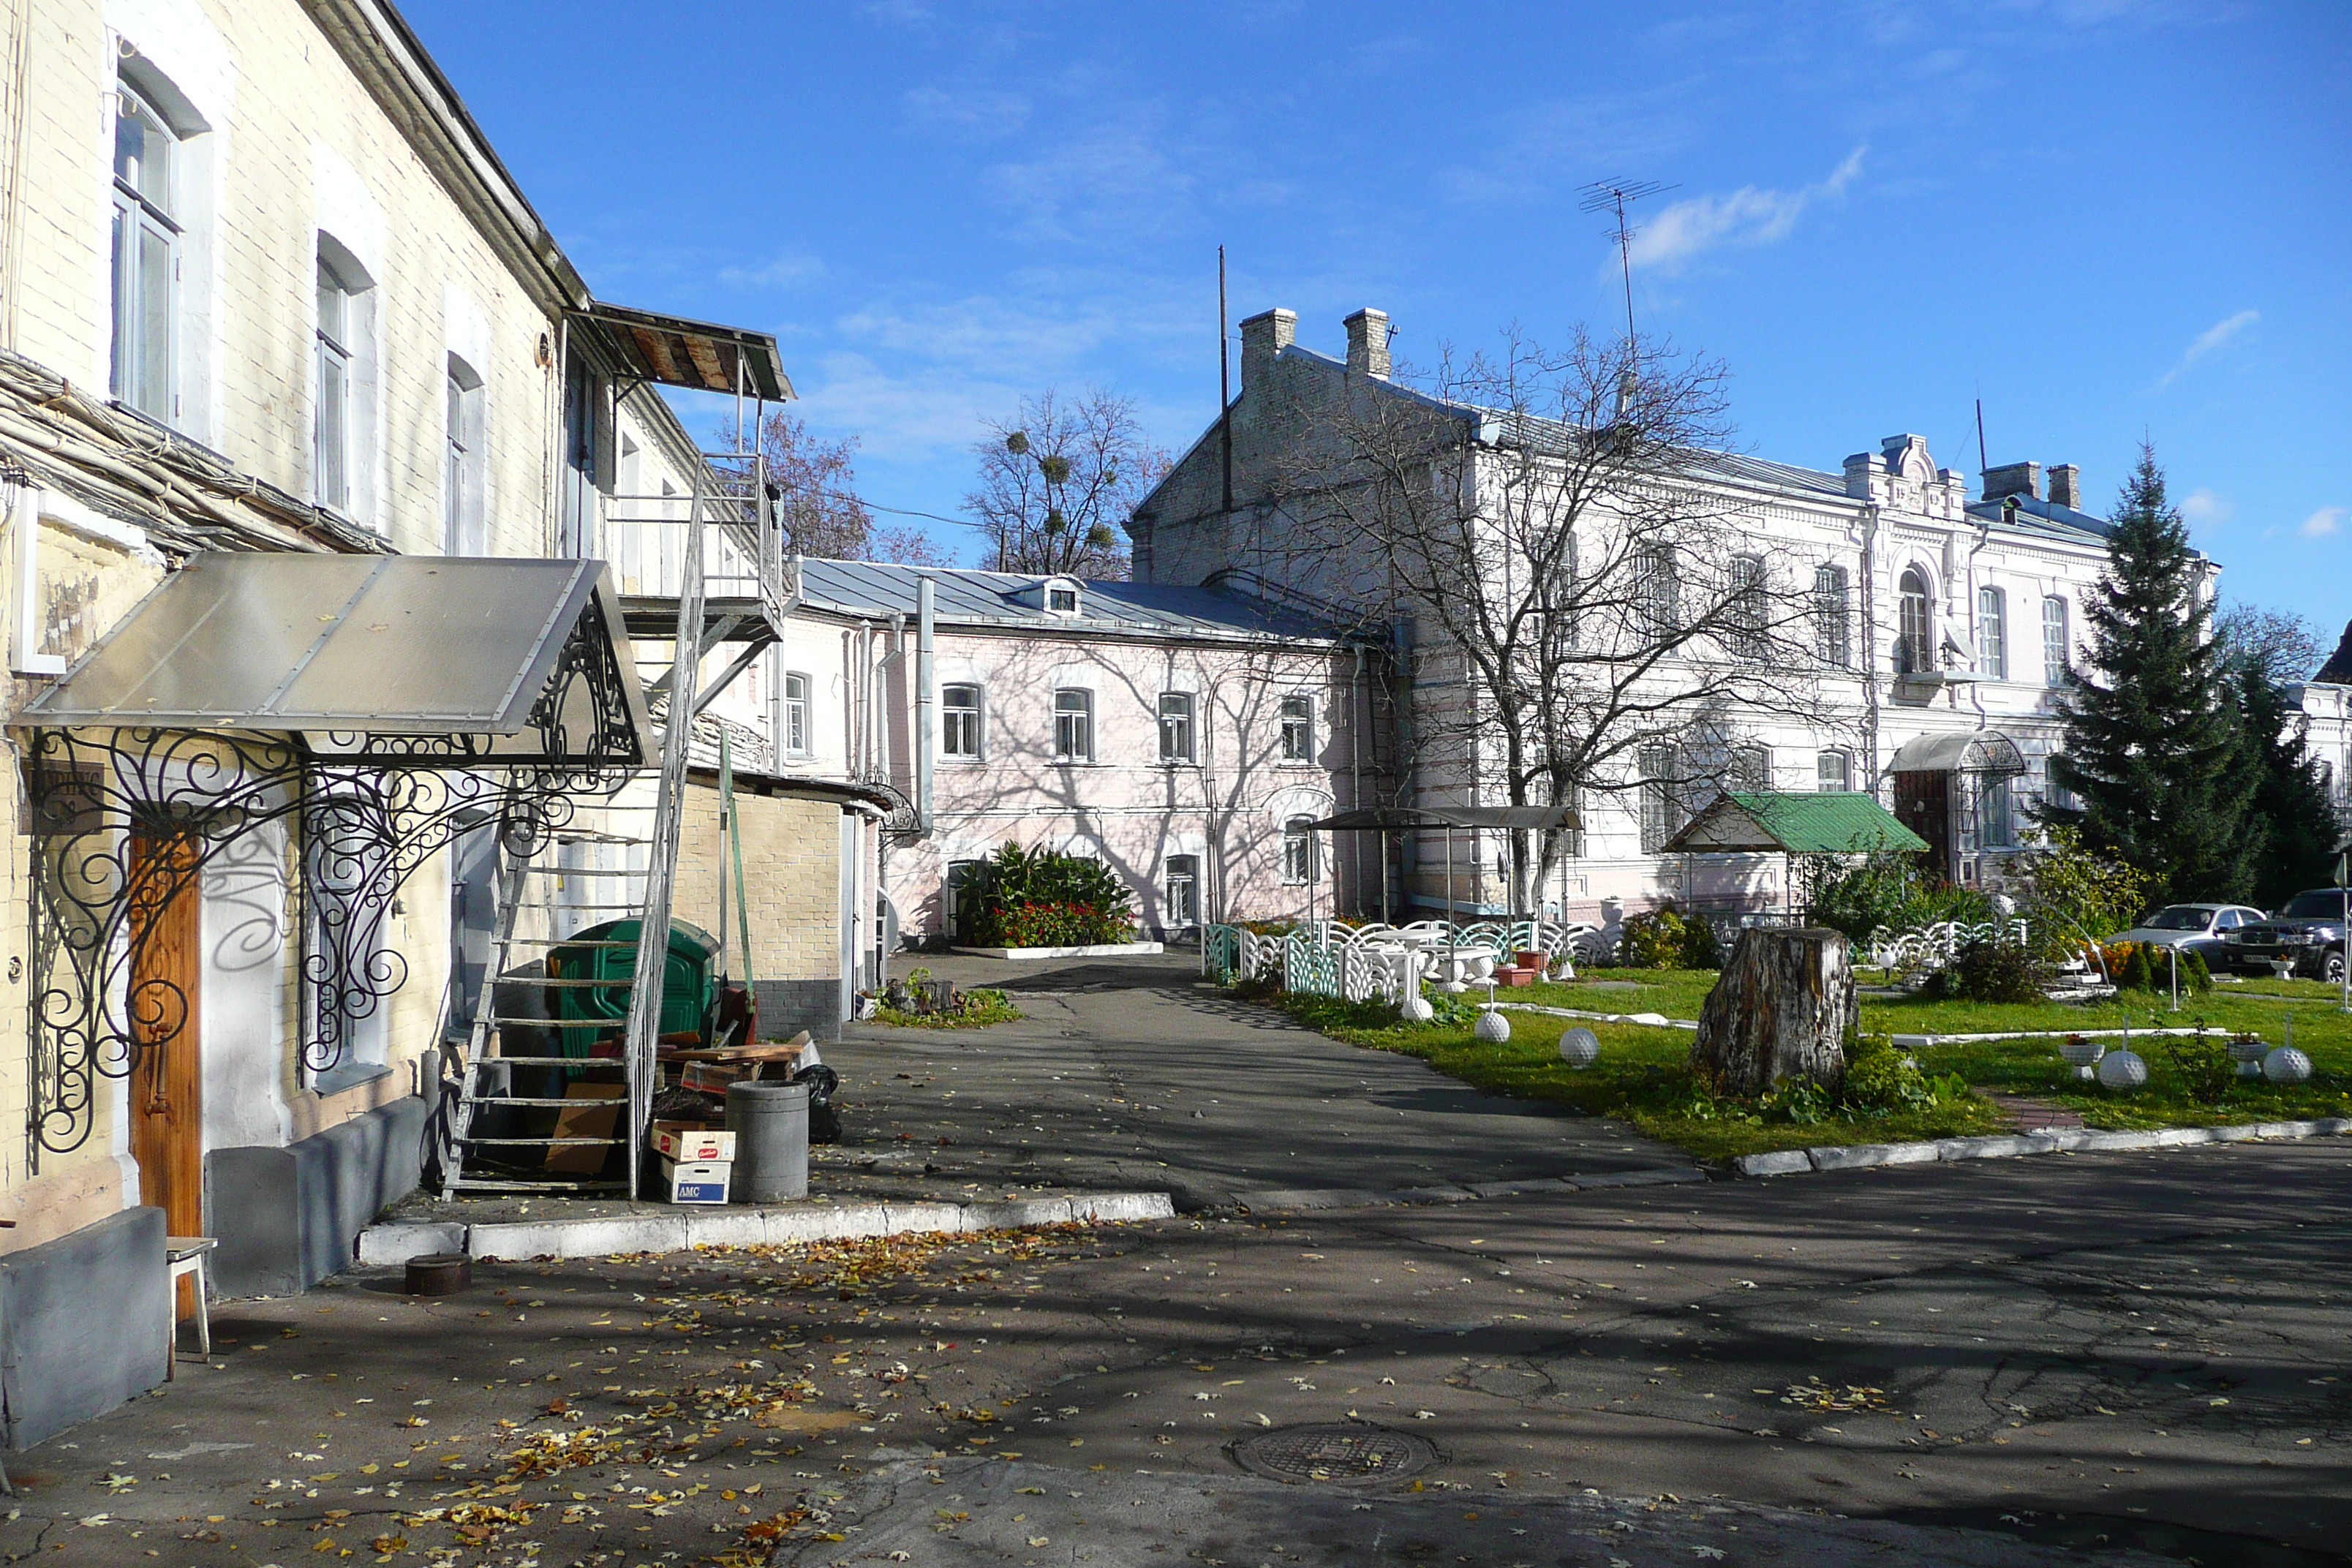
[726,1080,809,1202]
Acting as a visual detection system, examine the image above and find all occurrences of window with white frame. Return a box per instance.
[1053,687,1093,761]
[1282,817,1317,884]
[2042,596,2070,687]
[1978,586,2008,679]
[444,355,485,554]
[1817,750,1851,792]
[782,671,810,757]
[1164,853,1200,926]
[1730,745,1770,794]
[1896,568,1932,673]
[314,245,374,516]
[1279,694,1313,761]
[1158,691,1196,763]
[1814,564,1850,668]
[1639,745,1678,853]
[942,683,981,758]
[110,74,179,422]
[1726,556,1766,660]
[1982,776,2016,847]
[1637,543,1678,635]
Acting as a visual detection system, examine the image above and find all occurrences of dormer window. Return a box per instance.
[1045,579,1080,614]
[1015,576,1084,614]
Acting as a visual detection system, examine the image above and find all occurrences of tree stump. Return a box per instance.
[1690,927,1856,1098]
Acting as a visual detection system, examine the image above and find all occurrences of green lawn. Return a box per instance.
[1262,967,2352,1161]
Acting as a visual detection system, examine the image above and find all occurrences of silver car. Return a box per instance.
[2108,903,2268,964]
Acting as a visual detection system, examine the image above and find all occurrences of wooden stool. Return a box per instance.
[165,1236,216,1379]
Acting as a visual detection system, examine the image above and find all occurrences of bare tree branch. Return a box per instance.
[965,388,1171,576]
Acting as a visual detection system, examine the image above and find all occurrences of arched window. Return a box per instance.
[1897,568,1931,674]
[1282,817,1317,884]
[1817,750,1851,792]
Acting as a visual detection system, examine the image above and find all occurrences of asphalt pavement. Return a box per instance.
[4,958,2348,1568]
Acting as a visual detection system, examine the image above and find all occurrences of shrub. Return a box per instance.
[1806,851,1994,946]
[2010,827,2155,962]
[2158,1029,2234,1104]
[1679,915,1723,970]
[1617,906,1688,969]
[959,842,1137,947]
[2117,942,2156,992]
[1924,935,2049,1003]
[1843,1033,1937,1113]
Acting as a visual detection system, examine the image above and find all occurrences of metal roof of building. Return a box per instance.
[793,559,1357,641]
[1962,491,2114,545]
[1662,790,1929,856]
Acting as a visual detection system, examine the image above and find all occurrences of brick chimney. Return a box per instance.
[2046,464,2083,510]
[1343,308,1391,378]
[1238,307,1296,391]
[1982,461,2042,502]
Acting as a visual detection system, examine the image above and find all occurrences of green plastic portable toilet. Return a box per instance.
[548,918,721,1060]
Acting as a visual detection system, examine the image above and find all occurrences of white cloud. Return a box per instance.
[902,84,1031,137]
[716,251,826,290]
[2155,308,2258,388]
[2302,506,2345,539]
[2179,487,2234,528]
[1624,146,1866,275]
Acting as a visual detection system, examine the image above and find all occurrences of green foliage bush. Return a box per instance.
[1806,851,1994,946]
[1842,1032,1940,1113]
[1679,915,1723,970]
[1616,906,1688,969]
[957,841,1137,948]
[2010,827,2157,962]
[2118,941,2156,992]
[1922,936,2051,1003]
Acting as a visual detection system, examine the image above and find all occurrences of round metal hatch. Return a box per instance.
[1228,1422,1438,1485]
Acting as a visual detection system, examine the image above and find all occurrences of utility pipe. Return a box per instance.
[916,576,935,839]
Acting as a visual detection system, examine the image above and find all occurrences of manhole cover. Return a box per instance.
[1229,1422,1437,1485]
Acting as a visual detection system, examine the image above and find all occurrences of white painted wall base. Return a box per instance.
[954,941,1166,960]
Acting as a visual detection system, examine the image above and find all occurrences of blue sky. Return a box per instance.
[402,0,2350,628]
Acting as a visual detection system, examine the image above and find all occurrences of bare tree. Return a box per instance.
[965,388,1169,576]
[1267,327,1845,916]
[753,412,949,565]
[2215,602,2323,687]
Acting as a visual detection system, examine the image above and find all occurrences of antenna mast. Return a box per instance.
[1577,178,1673,350]
[1218,245,1233,514]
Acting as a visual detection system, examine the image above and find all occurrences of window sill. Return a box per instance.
[310,1060,393,1098]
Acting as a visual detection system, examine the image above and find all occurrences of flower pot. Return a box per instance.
[2228,1036,2268,1078]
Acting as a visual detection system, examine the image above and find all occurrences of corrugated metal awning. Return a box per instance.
[1885,731,2027,778]
[570,300,793,402]
[16,553,655,767]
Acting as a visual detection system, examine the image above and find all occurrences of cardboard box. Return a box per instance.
[545,1081,627,1173]
[652,1123,737,1163]
[680,1060,757,1096]
[660,1157,731,1205]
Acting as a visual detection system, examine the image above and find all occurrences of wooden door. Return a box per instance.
[1892,771,1951,884]
[127,833,202,1316]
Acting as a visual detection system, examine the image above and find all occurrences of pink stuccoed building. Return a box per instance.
[749,560,1390,974]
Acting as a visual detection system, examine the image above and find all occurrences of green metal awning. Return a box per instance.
[1659,791,1929,856]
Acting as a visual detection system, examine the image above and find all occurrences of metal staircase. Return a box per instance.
[440,448,792,1199]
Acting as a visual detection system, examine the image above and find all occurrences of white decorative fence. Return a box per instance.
[1863,918,2030,973]
[1205,918,1608,1008]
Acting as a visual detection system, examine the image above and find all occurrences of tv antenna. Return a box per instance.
[1578,178,1674,348]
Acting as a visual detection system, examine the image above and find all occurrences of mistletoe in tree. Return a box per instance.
[965,388,1168,576]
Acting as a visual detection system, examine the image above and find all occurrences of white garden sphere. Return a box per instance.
[2263,1045,2314,1085]
[2096,1049,2148,1092]
[1473,1009,1512,1044]
[1399,995,1435,1023]
[1557,1027,1601,1069]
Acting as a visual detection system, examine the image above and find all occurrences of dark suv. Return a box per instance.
[2225,889,2351,981]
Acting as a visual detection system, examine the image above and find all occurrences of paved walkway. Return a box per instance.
[826,951,1686,1208]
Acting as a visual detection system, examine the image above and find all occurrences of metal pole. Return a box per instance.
[1218,245,1233,516]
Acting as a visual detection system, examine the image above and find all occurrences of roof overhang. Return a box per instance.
[1885,731,2027,778]
[15,552,655,769]
[1308,804,1582,832]
[569,300,792,402]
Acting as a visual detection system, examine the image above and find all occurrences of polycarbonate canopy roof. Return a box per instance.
[18,553,654,765]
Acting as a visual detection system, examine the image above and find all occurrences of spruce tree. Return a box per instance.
[2225,650,2342,908]
[2043,445,2254,902]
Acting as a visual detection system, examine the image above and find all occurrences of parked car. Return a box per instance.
[2223,889,2352,981]
[2107,903,2267,964]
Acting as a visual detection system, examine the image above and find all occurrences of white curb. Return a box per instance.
[1229,1166,1705,1213]
[353,1191,1177,1266]
[1732,1115,2352,1177]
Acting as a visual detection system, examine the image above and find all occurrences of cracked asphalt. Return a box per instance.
[4,958,2348,1567]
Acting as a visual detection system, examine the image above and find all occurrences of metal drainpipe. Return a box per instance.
[916,576,935,839]
[1349,644,1365,918]
[1860,503,1881,794]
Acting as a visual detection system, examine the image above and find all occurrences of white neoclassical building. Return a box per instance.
[1128,304,2318,927]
